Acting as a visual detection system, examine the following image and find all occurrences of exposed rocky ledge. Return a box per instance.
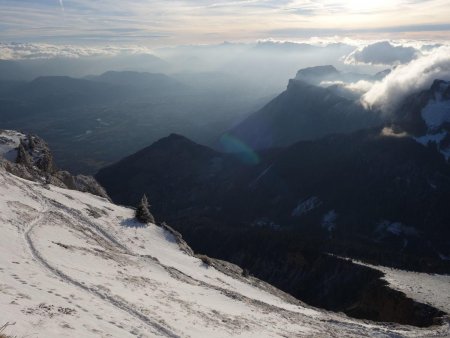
[0,130,109,199]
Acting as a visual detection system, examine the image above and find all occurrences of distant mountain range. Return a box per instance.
[0,70,266,174]
[4,71,183,101]
[0,65,390,174]
[0,54,169,81]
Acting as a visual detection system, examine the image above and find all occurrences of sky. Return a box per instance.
[0,0,450,46]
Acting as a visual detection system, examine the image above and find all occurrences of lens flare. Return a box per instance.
[220,134,260,165]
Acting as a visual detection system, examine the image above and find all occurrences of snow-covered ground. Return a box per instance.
[1,168,449,337]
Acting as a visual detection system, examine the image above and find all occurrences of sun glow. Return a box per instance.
[344,0,394,12]
[0,0,449,44]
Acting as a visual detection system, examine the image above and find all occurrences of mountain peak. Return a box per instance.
[167,132,190,140]
[295,65,339,80]
[152,133,200,148]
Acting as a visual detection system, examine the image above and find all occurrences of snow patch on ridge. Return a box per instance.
[376,220,418,237]
[321,210,337,232]
[421,99,450,130]
[292,196,322,217]
[413,81,450,160]
[415,131,447,145]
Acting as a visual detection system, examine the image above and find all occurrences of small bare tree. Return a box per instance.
[135,194,155,224]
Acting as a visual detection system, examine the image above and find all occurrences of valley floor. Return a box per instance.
[0,169,449,337]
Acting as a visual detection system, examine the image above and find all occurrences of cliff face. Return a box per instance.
[0,130,109,199]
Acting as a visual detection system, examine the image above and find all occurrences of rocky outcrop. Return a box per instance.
[160,222,194,256]
[0,130,109,199]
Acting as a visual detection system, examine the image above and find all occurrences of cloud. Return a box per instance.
[320,79,373,93]
[380,127,408,137]
[345,41,420,65]
[362,46,450,113]
[0,42,155,60]
[344,80,374,93]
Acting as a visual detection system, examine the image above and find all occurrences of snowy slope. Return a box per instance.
[1,169,449,337]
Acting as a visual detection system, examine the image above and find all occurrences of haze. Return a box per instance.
[1,0,450,174]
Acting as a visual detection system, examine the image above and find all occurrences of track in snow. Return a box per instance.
[22,186,180,338]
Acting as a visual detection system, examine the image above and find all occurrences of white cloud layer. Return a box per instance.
[0,42,154,60]
[345,41,420,65]
[363,46,450,113]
